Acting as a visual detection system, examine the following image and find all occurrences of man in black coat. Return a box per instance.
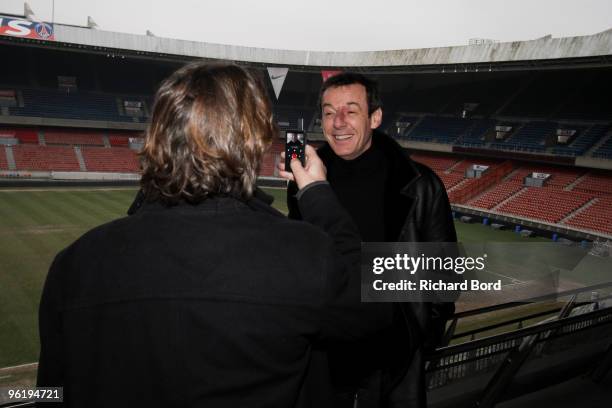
[286,73,457,407]
[37,63,393,408]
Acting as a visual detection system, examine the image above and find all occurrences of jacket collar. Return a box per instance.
[133,187,282,218]
[245,188,283,217]
[318,129,422,196]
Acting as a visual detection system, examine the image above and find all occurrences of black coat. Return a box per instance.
[37,185,393,408]
[288,131,457,408]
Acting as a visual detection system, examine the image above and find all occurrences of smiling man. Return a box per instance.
[287,72,457,408]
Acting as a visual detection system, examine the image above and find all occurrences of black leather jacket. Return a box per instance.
[287,130,457,408]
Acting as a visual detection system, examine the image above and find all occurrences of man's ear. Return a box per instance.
[370,108,382,129]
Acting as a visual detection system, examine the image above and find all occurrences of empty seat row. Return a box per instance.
[12,145,80,171]
[563,197,612,234]
[496,187,593,223]
[468,181,524,209]
[81,147,139,173]
[44,130,105,146]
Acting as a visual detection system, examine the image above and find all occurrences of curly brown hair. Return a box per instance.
[140,62,277,205]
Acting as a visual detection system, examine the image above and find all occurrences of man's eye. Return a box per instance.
[348,111,357,115]
[324,112,333,116]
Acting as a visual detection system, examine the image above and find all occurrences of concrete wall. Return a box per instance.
[55,25,612,67]
[575,156,612,171]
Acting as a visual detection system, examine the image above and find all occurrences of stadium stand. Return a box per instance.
[448,157,503,174]
[468,181,524,210]
[10,88,146,123]
[9,128,39,144]
[80,147,139,173]
[563,196,612,235]
[108,135,130,147]
[490,122,554,153]
[551,124,608,156]
[456,119,496,147]
[438,172,466,190]
[506,165,584,189]
[11,145,80,171]
[496,187,593,223]
[0,34,610,245]
[448,161,513,204]
[407,116,473,144]
[409,152,461,171]
[0,146,7,170]
[44,129,105,146]
[571,171,612,195]
[592,133,612,159]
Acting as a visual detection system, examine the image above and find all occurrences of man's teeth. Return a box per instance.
[334,135,352,140]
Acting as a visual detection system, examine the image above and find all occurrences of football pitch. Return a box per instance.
[0,186,584,369]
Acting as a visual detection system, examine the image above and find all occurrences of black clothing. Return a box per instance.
[37,185,393,408]
[288,130,458,408]
[326,141,388,242]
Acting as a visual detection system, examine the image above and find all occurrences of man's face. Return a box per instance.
[321,83,382,160]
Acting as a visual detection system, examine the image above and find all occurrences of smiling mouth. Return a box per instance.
[333,134,353,141]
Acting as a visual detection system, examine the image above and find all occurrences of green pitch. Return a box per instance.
[0,187,554,369]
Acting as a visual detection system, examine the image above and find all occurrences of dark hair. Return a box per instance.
[319,72,382,115]
[139,62,277,205]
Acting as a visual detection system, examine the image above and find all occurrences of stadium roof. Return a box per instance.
[2,16,612,73]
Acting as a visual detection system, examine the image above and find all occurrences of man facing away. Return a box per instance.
[37,64,395,408]
[286,73,457,408]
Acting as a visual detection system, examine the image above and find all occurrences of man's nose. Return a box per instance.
[333,109,347,127]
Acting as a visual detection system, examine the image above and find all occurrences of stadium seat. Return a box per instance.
[44,129,105,146]
[12,145,80,171]
[81,147,139,173]
[0,146,8,170]
[496,187,593,223]
[563,196,612,234]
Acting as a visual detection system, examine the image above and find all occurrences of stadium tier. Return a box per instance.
[108,134,132,147]
[9,88,147,123]
[0,127,287,177]
[563,196,612,234]
[438,172,465,190]
[572,171,612,195]
[408,152,461,171]
[408,152,612,236]
[81,147,139,173]
[405,116,473,144]
[455,119,495,147]
[505,165,584,188]
[1,42,611,239]
[593,134,612,159]
[489,121,553,152]
[11,144,81,171]
[551,124,606,156]
[496,187,593,223]
[0,146,7,170]
[2,44,612,161]
[44,129,105,146]
[467,181,524,210]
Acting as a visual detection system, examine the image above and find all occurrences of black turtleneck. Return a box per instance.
[325,140,388,242]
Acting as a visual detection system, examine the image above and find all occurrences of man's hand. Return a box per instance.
[278,145,327,190]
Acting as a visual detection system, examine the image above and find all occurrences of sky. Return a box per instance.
[2,0,612,51]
